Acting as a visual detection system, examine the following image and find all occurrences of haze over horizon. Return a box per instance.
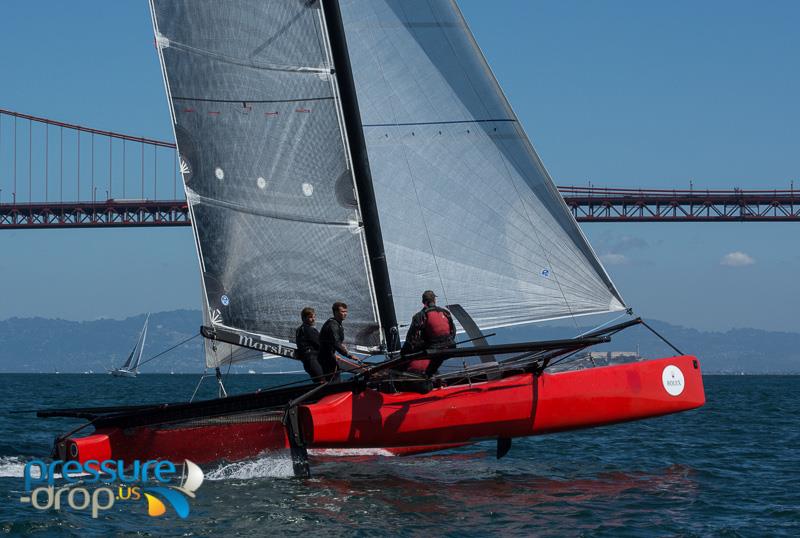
[0,1,797,333]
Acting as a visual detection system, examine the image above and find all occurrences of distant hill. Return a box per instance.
[0,310,798,373]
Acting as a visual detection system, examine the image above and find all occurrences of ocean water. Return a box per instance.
[0,373,797,537]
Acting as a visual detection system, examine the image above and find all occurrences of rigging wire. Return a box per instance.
[575,309,633,339]
[640,320,684,356]
[137,333,200,369]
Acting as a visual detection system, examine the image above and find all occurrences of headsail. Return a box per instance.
[337,0,626,330]
[150,1,382,352]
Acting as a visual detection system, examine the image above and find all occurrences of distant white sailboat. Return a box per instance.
[110,314,149,378]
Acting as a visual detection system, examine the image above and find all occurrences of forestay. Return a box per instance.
[150,0,382,353]
[338,0,626,330]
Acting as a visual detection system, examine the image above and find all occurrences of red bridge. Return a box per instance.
[560,186,800,222]
[1,108,797,229]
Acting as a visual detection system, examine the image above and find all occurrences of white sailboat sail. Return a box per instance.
[150,0,626,361]
[337,0,625,330]
[150,0,382,355]
[129,313,149,372]
[112,313,149,376]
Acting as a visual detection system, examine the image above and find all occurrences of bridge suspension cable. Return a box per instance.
[0,108,797,228]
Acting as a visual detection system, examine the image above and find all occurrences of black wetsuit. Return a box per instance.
[295,323,322,381]
[319,317,348,381]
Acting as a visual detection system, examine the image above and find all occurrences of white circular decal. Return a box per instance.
[302,183,314,197]
[662,365,685,396]
[220,295,230,307]
[215,167,225,180]
[257,176,267,189]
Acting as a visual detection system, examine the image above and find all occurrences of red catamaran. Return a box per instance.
[38,0,704,476]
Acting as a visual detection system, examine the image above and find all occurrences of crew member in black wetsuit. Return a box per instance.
[401,290,456,375]
[319,301,359,382]
[295,307,323,382]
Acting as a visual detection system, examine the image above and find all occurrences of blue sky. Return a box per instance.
[0,1,797,332]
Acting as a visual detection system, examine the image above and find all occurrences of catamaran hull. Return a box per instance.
[59,356,703,465]
[62,421,463,464]
[301,355,704,448]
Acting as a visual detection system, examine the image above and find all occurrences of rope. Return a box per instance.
[189,371,214,403]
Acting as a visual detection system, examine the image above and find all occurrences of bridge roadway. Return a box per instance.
[2,186,799,229]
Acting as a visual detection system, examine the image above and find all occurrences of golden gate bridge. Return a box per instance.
[1,108,797,229]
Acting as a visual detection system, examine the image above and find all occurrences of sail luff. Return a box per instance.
[148,0,216,335]
[320,0,400,351]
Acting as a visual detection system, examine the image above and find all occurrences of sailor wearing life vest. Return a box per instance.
[401,290,456,375]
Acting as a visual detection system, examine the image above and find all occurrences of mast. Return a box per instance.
[320,0,399,351]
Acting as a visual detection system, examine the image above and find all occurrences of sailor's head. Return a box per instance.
[332,301,348,321]
[422,290,437,306]
[301,307,316,326]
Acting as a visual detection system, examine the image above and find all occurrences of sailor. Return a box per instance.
[295,307,323,382]
[319,302,360,382]
[401,290,457,375]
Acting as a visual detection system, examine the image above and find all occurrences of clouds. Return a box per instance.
[594,232,648,266]
[600,253,629,265]
[721,251,755,267]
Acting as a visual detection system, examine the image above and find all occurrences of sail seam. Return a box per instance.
[172,96,334,104]
[363,118,515,127]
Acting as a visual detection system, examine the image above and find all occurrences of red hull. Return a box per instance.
[300,356,704,447]
[66,356,703,465]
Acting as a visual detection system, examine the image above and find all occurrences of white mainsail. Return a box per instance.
[150,0,382,353]
[150,0,626,358]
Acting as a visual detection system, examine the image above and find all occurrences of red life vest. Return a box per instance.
[423,307,452,344]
